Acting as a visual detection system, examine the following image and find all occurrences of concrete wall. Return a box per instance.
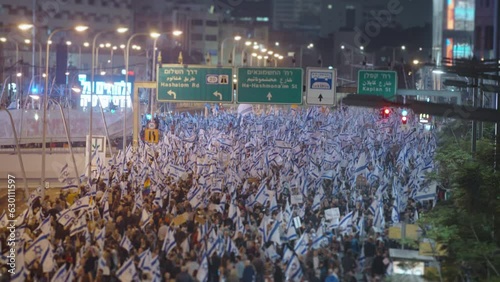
[0,152,86,181]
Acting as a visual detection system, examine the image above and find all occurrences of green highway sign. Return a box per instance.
[237,68,303,104]
[157,65,233,102]
[358,70,397,99]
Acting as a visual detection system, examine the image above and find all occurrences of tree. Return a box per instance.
[418,120,500,281]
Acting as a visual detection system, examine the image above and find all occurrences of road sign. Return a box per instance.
[157,65,233,102]
[145,129,159,143]
[306,68,336,105]
[147,121,156,130]
[237,67,303,104]
[358,70,397,99]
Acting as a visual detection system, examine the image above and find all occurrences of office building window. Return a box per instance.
[485,26,493,50]
[346,6,355,29]
[192,19,203,26]
[191,33,203,41]
[206,20,218,27]
[205,35,217,41]
[475,26,482,49]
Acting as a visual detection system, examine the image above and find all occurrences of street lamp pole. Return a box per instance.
[219,35,241,66]
[124,33,148,152]
[88,30,107,180]
[42,28,62,185]
[42,27,87,185]
[151,33,162,116]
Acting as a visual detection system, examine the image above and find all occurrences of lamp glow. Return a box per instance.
[172,30,183,36]
[18,23,34,30]
[74,25,89,32]
[117,27,129,33]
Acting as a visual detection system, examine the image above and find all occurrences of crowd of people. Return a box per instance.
[0,106,438,282]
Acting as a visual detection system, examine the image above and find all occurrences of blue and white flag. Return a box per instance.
[57,209,76,228]
[10,244,27,282]
[69,196,90,212]
[226,238,239,256]
[37,215,51,235]
[141,209,152,230]
[267,219,282,245]
[95,227,105,251]
[25,233,55,272]
[120,235,133,253]
[285,254,303,282]
[197,254,209,282]
[116,258,138,282]
[338,211,354,232]
[138,249,152,273]
[70,215,87,237]
[294,233,308,256]
[51,264,67,282]
[102,201,110,221]
[162,229,177,256]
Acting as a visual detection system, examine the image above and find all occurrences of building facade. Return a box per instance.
[432,0,475,65]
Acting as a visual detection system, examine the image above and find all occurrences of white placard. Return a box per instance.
[324,207,340,221]
[293,216,302,229]
[291,194,303,205]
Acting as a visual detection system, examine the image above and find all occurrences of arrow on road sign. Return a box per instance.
[213,91,222,100]
[167,90,177,100]
[267,92,272,101]
[318,94,323,102]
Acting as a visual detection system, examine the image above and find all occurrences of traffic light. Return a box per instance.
[380,107,390,118]
[401,116,408,124]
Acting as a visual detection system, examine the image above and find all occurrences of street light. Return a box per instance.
[251,52,257,66]
[300,43,314,67]
[42,25,88,185]
[401,45,406,50]
[87,26,129,179]
[241,41,259,66]
[18,23,33,31]
[150,30,182,115]
[219,35,241,66]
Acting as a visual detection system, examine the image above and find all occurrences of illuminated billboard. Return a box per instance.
[78,74,135,108]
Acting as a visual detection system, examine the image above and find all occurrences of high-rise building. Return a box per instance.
[432,0,475,65]
[272,0,322,31]
[0,0,132,32]
[474,0,495,60]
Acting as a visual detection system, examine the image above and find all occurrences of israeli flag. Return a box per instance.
[69,196,90,212]
[285,254,303,282]
[162,229,177,256]
[120,235,133,253]
[115,258,138,282]
[338,211,354,232]
[51,264,67,282]
[57,209,76,228]
[95,227,105,251]
[197,254,209,282]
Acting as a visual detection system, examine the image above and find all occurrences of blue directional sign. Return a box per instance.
[306,68,336,105]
